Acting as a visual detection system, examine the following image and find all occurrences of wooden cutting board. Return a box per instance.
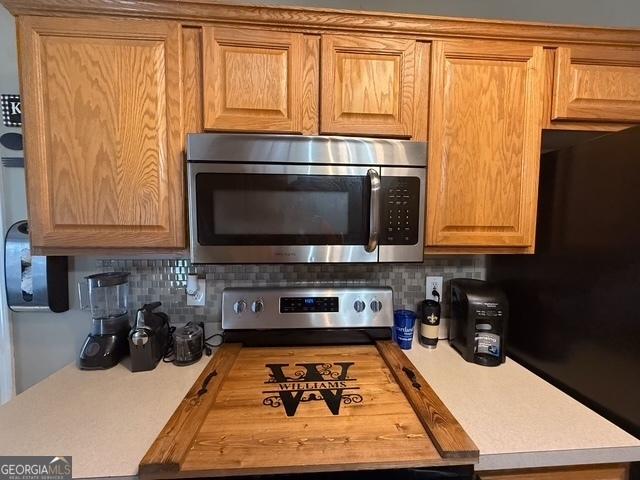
[140,341,478,478]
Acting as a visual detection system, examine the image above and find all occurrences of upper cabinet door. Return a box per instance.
[321,35,426,138]
[427,40,544,249]
[202,27,318,134]
[18,16,185,250]
[552,46,640,123]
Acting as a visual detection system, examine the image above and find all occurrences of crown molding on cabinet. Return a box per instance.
[2,0,640,47]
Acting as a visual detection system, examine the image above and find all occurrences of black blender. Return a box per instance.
[78,272,131,370]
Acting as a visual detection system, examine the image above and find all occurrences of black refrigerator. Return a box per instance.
[487,126,640,442]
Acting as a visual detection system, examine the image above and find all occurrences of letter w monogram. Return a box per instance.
[265,362,355,416]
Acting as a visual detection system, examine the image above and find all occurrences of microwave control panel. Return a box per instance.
[380,177,420,245]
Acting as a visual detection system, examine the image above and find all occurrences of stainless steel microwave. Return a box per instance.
[187,134,427,264]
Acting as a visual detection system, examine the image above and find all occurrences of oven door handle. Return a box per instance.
[366,168,381,253]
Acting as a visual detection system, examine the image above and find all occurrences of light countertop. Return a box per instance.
[0,343,638,478]
[0,358,208,479]
[403,343,640,471]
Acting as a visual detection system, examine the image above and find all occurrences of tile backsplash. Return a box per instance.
[98,257,485,326]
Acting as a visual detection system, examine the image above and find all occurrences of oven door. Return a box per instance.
[188,163,381,263]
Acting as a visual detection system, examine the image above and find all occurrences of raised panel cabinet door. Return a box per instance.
[427,40,544,248]
[321,35,418,137]
[18,16,184,249]
[552,46,640,123]
[478,463,629,480]
[202,27,317,133]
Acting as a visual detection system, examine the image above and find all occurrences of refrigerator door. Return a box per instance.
[488,126,640,438]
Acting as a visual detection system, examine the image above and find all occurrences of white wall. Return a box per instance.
[0,5,22,228]
[10,258,99,393]
[1,0,639,393]
[0,3,22,401]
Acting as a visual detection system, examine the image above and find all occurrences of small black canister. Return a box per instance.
[420,299,441,348]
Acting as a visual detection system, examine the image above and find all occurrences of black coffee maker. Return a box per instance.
[128,302,171,372]
[449,279,508,367]
[78,272,131,370]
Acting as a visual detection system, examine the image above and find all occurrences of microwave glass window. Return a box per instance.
[212,190,349,235]
[196,173,369,246]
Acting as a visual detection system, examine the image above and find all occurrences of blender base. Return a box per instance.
[79,332,129,370]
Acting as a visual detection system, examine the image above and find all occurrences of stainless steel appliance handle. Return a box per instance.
[366,168,381,253]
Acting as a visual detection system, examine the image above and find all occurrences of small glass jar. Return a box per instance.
[174,323,204,365]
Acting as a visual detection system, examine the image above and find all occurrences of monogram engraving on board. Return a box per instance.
[262,362,362,416]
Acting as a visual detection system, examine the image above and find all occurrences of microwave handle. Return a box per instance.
[366,168,381,253]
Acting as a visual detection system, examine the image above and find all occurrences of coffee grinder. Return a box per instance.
[78,272,131,370]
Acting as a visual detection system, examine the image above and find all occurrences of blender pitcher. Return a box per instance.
[78,272,131,370]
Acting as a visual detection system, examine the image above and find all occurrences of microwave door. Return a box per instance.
[188,163,379,263]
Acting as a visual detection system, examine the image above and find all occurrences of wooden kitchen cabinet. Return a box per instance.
[426,39,544,251]
[8,1,640,256]
[551,45,640,124]
[321,34,429,139]
[18,16,185,250]
[477,463,629,480]
[202,27,319,134]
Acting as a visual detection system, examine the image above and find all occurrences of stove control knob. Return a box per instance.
[370,299,383,313]
[353,300,366,313]
[233,300,246,314]
[251,299,264,313]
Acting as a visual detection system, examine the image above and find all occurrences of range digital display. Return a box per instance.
[280,297,339,313]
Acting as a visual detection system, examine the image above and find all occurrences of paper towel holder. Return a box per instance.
[4,220,69,312]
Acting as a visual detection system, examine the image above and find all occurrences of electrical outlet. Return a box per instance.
[186,278,206,306]
[426,276,443,302]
